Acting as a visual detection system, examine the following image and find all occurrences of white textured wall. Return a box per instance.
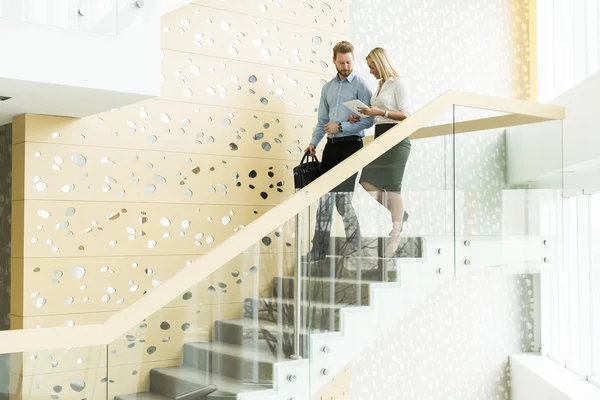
[350,271,534,400]
[348,0,536,399]
[348,0,530,239]
[351,0,525,107]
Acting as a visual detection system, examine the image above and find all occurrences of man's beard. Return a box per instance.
[337,68,352,78]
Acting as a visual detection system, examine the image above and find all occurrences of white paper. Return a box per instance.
[342,99,369,117]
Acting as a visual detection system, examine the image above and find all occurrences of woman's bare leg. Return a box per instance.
[361,182,406,255]
[385,190,405,226]
[361,182,404,227]
[360,182,383,204]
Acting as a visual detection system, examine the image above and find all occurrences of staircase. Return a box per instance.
[113,230,554,400]
[115,237,425,400]
[0,92,564,400]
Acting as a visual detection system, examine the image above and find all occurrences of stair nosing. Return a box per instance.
[216,317,329,334]
[184,341,281,363]
[153,365,272,394]
[275,275,380,284]
[247,297,350,309]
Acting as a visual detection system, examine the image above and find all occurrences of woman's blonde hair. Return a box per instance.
[366,47,400,81]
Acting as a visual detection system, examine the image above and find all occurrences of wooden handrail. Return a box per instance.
[0,90,565,354]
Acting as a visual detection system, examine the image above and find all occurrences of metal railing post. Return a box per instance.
[291,211,303,359]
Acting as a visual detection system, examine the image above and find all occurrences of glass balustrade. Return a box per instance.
[0,96,564,400]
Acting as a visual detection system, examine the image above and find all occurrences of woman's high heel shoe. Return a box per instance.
[385,211,409,257]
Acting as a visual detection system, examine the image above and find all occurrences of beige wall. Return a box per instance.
[0,123,11,332]
[10,1,348,398]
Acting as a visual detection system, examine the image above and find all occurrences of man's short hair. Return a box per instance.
[333,41,355,59]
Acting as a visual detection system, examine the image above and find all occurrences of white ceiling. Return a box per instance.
[0,77,152,126]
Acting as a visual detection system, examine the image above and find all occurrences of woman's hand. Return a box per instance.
[357,106,384,117]
[348,114,360,123]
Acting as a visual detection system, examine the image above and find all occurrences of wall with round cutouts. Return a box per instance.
[11,1,349,398]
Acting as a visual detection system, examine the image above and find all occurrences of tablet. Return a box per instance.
[343,99,369,117]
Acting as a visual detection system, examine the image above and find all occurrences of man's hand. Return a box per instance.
[324,121,340,134]
[304,144,316,156]
[348,114,360,123]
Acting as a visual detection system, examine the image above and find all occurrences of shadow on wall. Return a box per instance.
[0,123,10,398]
[0,123,10,332]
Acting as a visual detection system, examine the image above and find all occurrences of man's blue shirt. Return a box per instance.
[310,71,374,147]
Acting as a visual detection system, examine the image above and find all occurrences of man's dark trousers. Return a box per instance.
[310,136,363,261]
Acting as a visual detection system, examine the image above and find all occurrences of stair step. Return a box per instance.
[306,255,400,281]
[244,297,344,331]
[183,341,278,382]
[332,236,425,258]
[214,318,320,358]
[150,366,272,398]
[273,276,371,305]
[207,391,236,399]
[114,393,171,400]
[149,366,215,399]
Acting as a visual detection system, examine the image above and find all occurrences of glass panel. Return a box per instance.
[565,197,580,369]
[107,214,312,399]
[453,106,563,275]
[0,0,118,35]
[305,106,456,397]
[1,345,108,400]
[307,106,456,277]
[591,193,600,377]
[104,102,458,400]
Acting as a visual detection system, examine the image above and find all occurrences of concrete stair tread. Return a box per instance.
[322,254,424,263]
[185,341,280,364]
[251,297,349,309]
[114,393,171,400]
[277,275,382,284]
[208,390,237,398]
[330,235,425,244]
[305,254,422,262]
[152,365,271,394]
[217,317,327,334]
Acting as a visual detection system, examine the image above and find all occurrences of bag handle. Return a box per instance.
[301,151,319,164]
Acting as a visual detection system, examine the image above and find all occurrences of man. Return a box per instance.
[304,41,374,260]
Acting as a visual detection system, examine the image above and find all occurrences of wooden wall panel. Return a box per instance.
[11,359,180,400]
[160,49,328,117]
[192,0,350,33]
[15,105,313,161]
[18,201,295,258]
[12,342,108,378]
[14,304,239,377]
[11,0,348,398]
[16,251,294,317]
[162,5,346,75]
[19,142,295,204]
[12,367,108,400]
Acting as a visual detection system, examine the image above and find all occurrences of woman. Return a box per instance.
[349,47,411,257]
